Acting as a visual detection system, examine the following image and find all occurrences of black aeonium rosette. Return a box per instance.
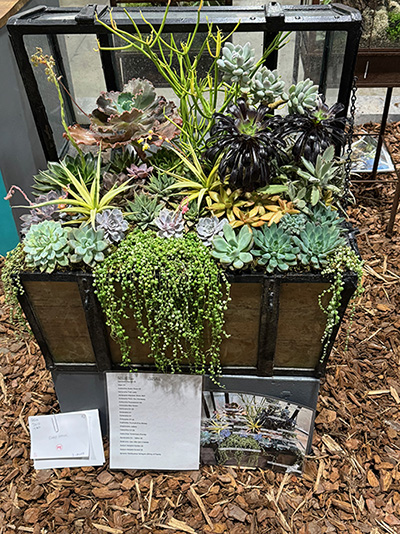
[279,101,347,163]
[204,99,286,192]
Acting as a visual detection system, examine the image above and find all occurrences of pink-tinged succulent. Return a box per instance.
[67,78,182,149]
[126,163,153,180]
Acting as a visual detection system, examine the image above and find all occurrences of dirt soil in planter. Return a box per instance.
[0,122,400,533]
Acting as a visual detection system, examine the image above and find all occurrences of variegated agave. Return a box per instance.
[67,79,182,150]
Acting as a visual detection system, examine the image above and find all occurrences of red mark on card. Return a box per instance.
[56,444,63,451]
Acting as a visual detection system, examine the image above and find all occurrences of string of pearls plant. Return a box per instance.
[93,230,230,381]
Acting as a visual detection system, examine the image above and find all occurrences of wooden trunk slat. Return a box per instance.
[274,282,330,369]
[23,280,96,364]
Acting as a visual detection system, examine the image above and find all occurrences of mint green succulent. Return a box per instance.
[125,193,163,229]
[23,220,70,273]
[69,227,108,267]
[293,222,346,270]
[250,67,285,105]
[279,213,308,236]
[253,225,299,273]
[211,224,253,270]
[217,42,255,91]
[283,79,318,115]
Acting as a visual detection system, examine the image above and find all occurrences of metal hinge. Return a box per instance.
[264,2,284,20]
[75,4,108,24]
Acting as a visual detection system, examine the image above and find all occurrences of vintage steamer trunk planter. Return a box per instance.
[6,4,363,455]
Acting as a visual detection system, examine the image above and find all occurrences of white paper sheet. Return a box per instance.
[33,410,105,470]
[106,373,202,470]
[29,412,89,460]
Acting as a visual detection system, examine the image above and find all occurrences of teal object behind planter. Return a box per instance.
[0,171,19,255]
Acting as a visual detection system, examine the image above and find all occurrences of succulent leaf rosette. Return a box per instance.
[211,224,253,270]
[67,79,182,149]
[23,220,70,273]
[205,99,286,192]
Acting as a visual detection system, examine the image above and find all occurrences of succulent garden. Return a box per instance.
[2,4,363,380]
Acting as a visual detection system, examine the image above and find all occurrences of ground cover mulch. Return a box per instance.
[0,123,400,534]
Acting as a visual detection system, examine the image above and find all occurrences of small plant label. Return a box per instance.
[29,412,90,460]
[106,373,202,470]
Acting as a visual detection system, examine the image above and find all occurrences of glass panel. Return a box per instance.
[23,280,96,364]
[274,282,330,369]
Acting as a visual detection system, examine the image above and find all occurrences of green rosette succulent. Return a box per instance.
[69,226,108,267]
[278,213,308,236]
[125,193,163,230]
[283,79,319,115]
[250,67,285,105]
[311,204,344,230]
[211,224,253,270]
[67,78,182,149]
[217,42,255,91]
[23,220,70,273]
[293,222,346,270]
[253,224,299,273]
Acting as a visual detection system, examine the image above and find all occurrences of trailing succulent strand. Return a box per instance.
[319,246,364,362]
[93,231,230,381]
[293,222,346,270]
[1,244,29,332]
[252,225,299,272]
[211,224,253,270]
[69,226,109,267]
[23,220,70,273]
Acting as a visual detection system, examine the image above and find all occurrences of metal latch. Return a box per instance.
[75,4,108,24]
[264,2,284,20]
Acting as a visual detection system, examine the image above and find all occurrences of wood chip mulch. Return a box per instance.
[0,122,400,534]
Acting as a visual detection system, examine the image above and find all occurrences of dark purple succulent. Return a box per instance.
[205,99,286,192]
[279,101,347,163]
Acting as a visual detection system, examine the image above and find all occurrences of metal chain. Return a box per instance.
[343,76,358,207]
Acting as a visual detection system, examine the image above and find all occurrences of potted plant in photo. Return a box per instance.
[2,2,363,385]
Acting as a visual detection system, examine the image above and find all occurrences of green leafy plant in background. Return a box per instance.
[211,224,253,269]
[252,225,299,272]
[23,221,70,273]
[1,244,30,332]
[93,231,230,381]
[387,11,400,42]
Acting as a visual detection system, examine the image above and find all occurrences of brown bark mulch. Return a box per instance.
[0,123,400,534]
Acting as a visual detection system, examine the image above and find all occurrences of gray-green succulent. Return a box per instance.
[196,216,228,247]
[23,220,70,273]
[283,79,319,115]
[69,226,109,267]
[145,173,176,202]
[296,146,345,206]
[211,224,253,270]
[95,208,129,244]
[250,67,285,105]
[253,224,299,273]
[154,208,185,238]
[217,42,255,91]
[293,222,346,269]
[125,193,163,229]
[311,204,344,229]
[278,213,308,236]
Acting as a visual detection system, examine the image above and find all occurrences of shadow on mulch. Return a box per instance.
[0,123,400,534]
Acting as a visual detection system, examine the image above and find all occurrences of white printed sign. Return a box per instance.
[106,373,202,470]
